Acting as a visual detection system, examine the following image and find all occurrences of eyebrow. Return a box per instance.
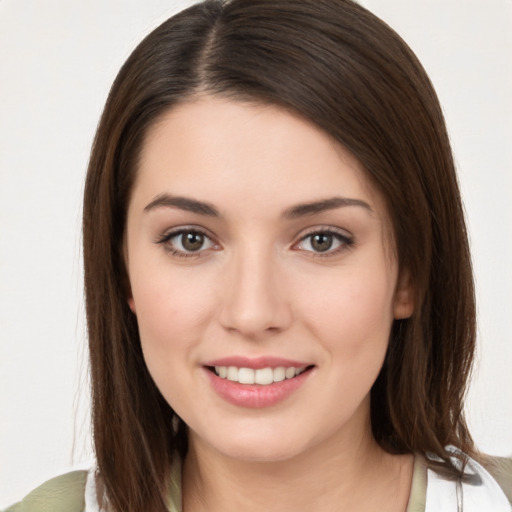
[143,194,372,218]
[144,194,220,216]
[283,196,373,218]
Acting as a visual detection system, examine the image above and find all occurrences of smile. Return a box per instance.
[212,366,308,385]
[205,364,314,408]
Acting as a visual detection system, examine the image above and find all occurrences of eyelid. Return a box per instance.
[154,224,353,259]
[291,226,355,256]
[155,224,213,243]
[155,225,221,258]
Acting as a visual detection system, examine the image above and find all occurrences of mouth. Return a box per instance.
[206,365,314,386]
[203,359,315,408]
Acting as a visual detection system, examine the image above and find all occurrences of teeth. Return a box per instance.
[273,367,286,382]
[285,367,296,379]
[238,367,255,384]
[213,365,307,385]
[227,366,238,381]
[255,367,273,385]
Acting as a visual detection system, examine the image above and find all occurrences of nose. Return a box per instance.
[218,246,293,339]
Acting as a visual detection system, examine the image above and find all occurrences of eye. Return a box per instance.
[295,230,353,255]
[156,228,218,257]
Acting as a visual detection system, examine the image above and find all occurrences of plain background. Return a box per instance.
[0,0,511,507]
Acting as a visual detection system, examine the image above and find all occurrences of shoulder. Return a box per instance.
[424,450,512,511]
[3,470,88,512]
[3,460,182,512]
[481,454,512,504]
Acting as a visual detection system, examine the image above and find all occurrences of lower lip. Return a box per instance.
[204,367,313,408]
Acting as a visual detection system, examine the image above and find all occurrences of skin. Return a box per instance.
[125,96,415,511]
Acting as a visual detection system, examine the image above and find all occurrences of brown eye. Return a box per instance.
[160,229,216,255]
[181,232,205,252]
[310,233,333,252]
[295,230,353,256]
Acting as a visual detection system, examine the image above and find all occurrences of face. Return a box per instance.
[125,97,413,463]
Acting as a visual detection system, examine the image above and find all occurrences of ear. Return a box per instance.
[128,296,136,314]
[124,275,136,314]
[393,270,414,319]
[122,242,136,314]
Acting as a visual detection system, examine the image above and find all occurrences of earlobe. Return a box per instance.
[128,296,136,314]
[123,242,136,314]
[393,271,414,319]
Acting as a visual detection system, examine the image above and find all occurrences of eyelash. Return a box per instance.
[293,228,355,258]
[155,227,217,259]
[155,227,355,259]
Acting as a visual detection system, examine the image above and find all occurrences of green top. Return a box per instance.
[3,470,88,512]
[4,454,512,512]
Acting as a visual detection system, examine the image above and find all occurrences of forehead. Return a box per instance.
[133,96,387,221]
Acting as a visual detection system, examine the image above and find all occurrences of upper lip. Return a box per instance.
[203,356,312,369]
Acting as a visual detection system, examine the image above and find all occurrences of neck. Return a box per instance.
[182,419,413,512]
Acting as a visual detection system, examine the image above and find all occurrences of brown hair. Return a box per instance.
[83,0,476,509]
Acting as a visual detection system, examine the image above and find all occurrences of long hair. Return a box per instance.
[83,0,476,509]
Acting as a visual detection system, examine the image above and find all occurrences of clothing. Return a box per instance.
[4,452,511,512]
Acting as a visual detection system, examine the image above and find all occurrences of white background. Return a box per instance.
[0,0,511,507]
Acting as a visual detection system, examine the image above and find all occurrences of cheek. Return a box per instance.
[298,265,395,422]
[137,280,196,328]
[297,262,396,357]
[129,266,220,409]
[130,264,218,360]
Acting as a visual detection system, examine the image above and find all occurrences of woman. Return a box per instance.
[5,0,511,510]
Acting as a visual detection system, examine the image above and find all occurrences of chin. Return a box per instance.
[195,425,315,464]
[220,442,303,463]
